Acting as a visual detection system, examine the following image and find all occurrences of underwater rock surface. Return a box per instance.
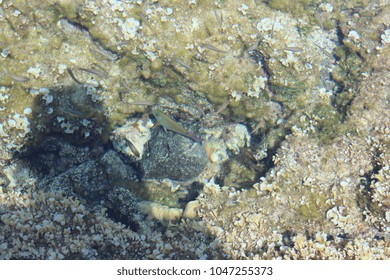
[110,118,152,161]
[141,129,208,181]
[101,149,138,183]
[106,186,140,231]
[29,137,110,203]
[1,0,390,260]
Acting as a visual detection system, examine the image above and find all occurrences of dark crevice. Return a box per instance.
[335,21,345,52]
[177,182,204,208]
[217,124,291,190]
[60,17,121,61]
[356,149,383,220]
[106,206,140,233]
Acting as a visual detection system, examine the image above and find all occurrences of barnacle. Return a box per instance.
[1,0,390,261]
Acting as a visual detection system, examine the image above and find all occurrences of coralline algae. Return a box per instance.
[0,0,390,260]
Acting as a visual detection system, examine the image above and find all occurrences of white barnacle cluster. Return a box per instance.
[159,7,174,22]
[371,165,390,206]
[182,200,200,219]
[7,114,31,133]
[57,118,76,134]
[381,29,390,45]
[204,138,228,164]
[280,51,299,67]
[348,30,360,42]
[190,17,200,31]
[57,64,67,74]
[254,167,286,195]
[254,14,310,81]
[27,65,42,79]
[0,113,31,150]
[202,177,222,196]
[316,87,333,101]
[223,124,250,154]
[187,0,197,5]
[237,4,249,15]
[319,3,333,13]
[247,75,267,98]
[256,17,283,34]
[230,90,242,101]
[0,123,7,138]
[110,118,152,159]
[1,47,10,58]
[203,124,250,166]
[29,87,50,97]
[291,232,339,258]
[326,206,355,230]
[118,17,140,40]
[42,92,54,105]
[0,86,10,110]
[85,84,103,103]
[197,161,390,259]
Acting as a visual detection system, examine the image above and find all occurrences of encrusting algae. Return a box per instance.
[0,0,390,260]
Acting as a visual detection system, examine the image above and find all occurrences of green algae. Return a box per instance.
[332,47,369,119]
[223,159,257,189]
[0,1,389,261]
[55,1,80,20]
[0,1,352,153]
[298,191,329,221]
[0,0,382,206]
[266,0,313,15]
[332,46,366,83]
[312,104,343,144]
[125,181,187,209]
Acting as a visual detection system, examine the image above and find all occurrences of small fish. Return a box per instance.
[7,71,30,82]
[152,109,201,143]
[271,14,277,39]
[213,10,223,26]
[283,47,303,53]
[78,67,107,78]
[124,138,140,157]
[57,107,88,117]
[127,101,155,106]
[172,57,195,72]
[67,68,82,84]
[214,100,230,115]
[251,121,262,135]
[89,46,119,61]
[200,44,227,53]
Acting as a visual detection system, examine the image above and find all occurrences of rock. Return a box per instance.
[27,137,109,202]
[39,159,109,203]
[183,200,200,219]
[101,149,138,183]
[27,137,98,176]
[140,129,208,181]
[106,186,140,230]
[110,119,152,160]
